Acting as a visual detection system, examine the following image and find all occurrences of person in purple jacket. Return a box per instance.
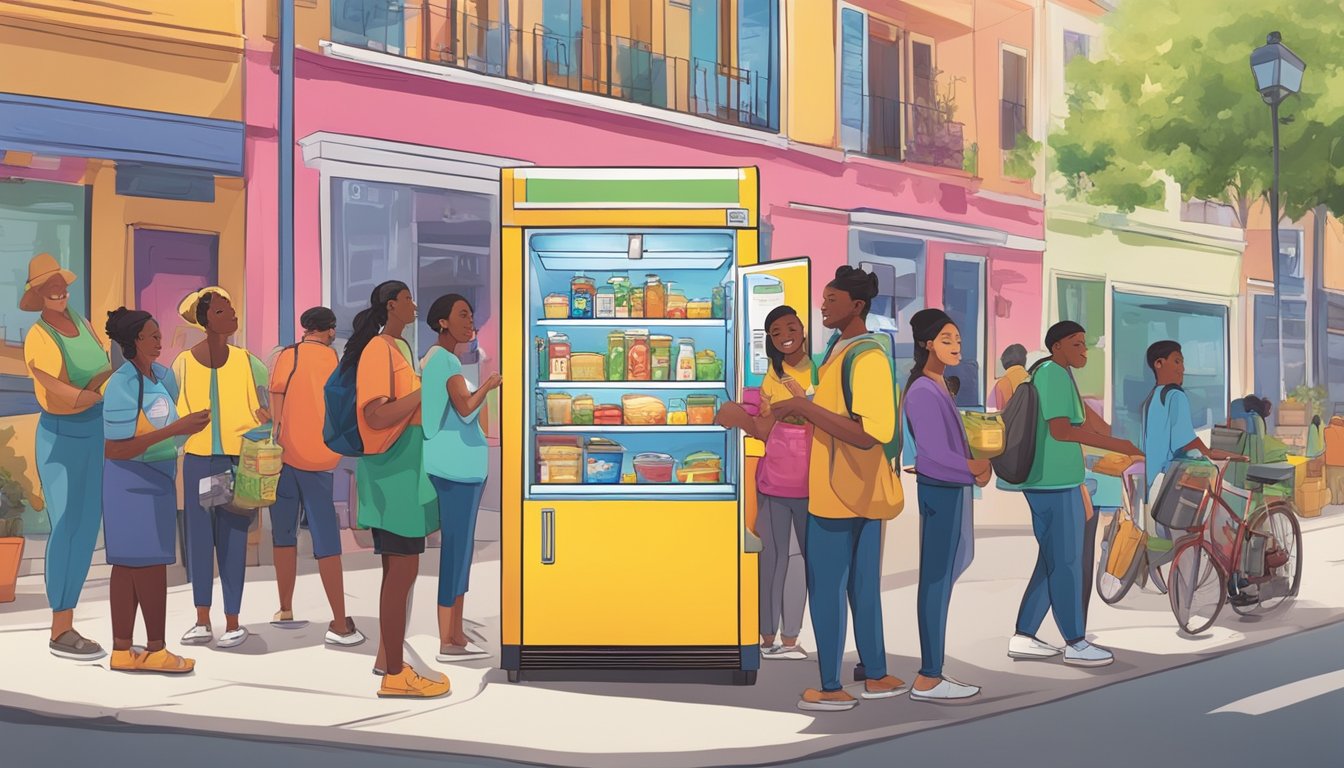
[903,309,991,703]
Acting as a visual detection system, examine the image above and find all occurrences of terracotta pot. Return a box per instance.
[0,536,23,603]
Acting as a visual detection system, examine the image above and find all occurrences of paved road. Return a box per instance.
[5,621,1343,768]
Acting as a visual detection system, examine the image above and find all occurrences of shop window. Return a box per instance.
[329,178,496,361]
[1253,295,1307,411]
[1277,229,1305,297]
[332,0,407,55]
[1112,292,1228,442]
[1063,30,1089,67]
[1056,277,1105,399]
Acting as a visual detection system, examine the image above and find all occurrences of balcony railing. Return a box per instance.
[331,3,776,132]
[862,94,966,171]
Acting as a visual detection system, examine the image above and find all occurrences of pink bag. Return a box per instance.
[756,420,812,499]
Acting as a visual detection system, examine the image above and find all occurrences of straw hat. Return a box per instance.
[19,253,77,312]
[178,286,233,329]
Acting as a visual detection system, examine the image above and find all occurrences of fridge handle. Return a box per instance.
[541,508,556,565]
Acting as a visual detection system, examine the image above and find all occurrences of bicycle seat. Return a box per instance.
[1245,462,1295,486]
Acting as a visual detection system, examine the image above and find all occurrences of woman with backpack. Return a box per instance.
[902,309,989,702]
[770,266,905,712]
[716,305,814,662]
[102,308,210,673]
[172,288,270,650]
[343,281,447,699]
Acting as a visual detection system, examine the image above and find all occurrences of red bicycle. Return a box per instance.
[1160,458,1303,635]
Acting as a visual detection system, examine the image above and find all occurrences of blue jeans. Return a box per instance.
[917,481,966,678]
[270,466,342,559]
[35,408,104,612]
[1016,487,1087,645]
[806,515,887,692]
[183,455,250,616]
[430,475,485,607]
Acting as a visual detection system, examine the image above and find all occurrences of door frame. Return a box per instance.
[943,253,986,407]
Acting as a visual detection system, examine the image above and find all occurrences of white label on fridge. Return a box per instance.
[726,209,749,226]
[748,275,786,376]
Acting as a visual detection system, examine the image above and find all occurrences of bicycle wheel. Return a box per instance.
[1237,501,1303,615]
[1096,514,1144,605]
[1168,538,1225,635]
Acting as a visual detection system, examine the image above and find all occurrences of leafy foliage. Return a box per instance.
[1004,132,1042,180]
[1051,0,1344,222]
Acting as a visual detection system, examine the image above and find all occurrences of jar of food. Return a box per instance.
[644,274,665,319]
[632,452,676,484]
[606,331,627,381]
[571,395,595,426]
[626,330,651,381]
[666,289,688,319]
[675,338,696,382]
[545,393,573,425]
[711,286,726,319]
[695,349,724,382]
[610,275,631,318]
[595,286,616,318]
[547,332,570,381]
[649,335,673,381]
[687,299,713,319]
[631,287,645,318]
[667,398,688,425]
[543,293,570,319]
[686,394,718,425]
[570,275,597,319]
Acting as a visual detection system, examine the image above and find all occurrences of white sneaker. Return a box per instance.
[764,643,808,661]
[1063,640,1114,668]
[910,678,982,702]
[216,627,249,649]
[181,625,213,645]
[325,620,366,647]
[1008,634,1063,660]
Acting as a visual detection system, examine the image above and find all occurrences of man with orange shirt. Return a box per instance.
[269,307,364,646]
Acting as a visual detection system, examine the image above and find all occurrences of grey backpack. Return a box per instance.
[990,359,1050,484]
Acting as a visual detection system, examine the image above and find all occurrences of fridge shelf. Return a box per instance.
[535,425,726,434]
[538,319,726,328]
[528,484,735,498]
[537,381,725,390]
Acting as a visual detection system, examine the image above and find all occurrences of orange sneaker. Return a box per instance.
[110,649,143,672]
[798,688,859,712]
[862,674,911,699]
[378,664,451,699]
[139,649,195,674]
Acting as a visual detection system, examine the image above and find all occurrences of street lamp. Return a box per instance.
[1250,32,1305,403]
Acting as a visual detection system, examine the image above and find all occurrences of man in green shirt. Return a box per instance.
[1009,322,1140,668]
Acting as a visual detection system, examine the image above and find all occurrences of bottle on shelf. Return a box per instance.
[570,274,597,319]
[644,274,666,319]
[711,286,726,320]
[650,334,673,381]
[675,338,696,382]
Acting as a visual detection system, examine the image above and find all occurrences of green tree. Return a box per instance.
[1052,0,1344,225]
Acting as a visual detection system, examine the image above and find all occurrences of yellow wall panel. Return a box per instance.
[786,0,836,147]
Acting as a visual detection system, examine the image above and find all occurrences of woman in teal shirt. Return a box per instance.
[423,294,500,662]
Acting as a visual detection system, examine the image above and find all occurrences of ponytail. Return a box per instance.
[340,281,408,372]
[905,308,955,393]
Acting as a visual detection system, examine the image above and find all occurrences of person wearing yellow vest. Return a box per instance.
[21,253,113,661]
[171,288,271,650]
[770,266,906,712]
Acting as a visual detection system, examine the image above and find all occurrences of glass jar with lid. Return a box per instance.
[570,275,597,318]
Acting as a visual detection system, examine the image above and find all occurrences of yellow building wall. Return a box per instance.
[0,0,244,121]
[786,0,836,147]
[971,1,1036,197]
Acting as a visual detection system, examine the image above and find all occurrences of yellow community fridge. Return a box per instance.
[500,167,810,685]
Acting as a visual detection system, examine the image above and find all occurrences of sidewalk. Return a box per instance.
[2,490,1342,768]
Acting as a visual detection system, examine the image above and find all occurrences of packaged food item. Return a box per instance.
[650,335,673,381]
[610,275,631,318]
[644,274,665,318]
[621,473,637,484]
[545,393,573,425]
[626,331,651,381]
[547,332,570,381]
[596,286,616,318]
[535,336,548,383]
[570,275,597,318]
[570,352,605,381]
[594,404,624,425]
[543,294,570,319]
[675,338,696,382]
[687,299,713,319]
[537,437,582,484]
[695,349,724,382]
[961,412,1005,458]
[711,286,725,319]
[633,452,676,484]
[686,394,718,425]
[667,398,688,425]
[606,331,627,381]
[631,287,645,318]
[666,289,688,319]
[571,395,595,426]
[677,450,723,483]
[622,394,667,425]
[584,438,624,484]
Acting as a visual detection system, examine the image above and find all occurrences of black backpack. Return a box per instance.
[990,359,1051,484]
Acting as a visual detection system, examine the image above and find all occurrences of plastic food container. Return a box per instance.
[594,404,624,425]
[537,437,582,484]
[686,394,718,425]
[633,452,676,484]
[543,294,570,319]
[570,352,605,381]
[584,438,624,484]
[571,395,595,425]
[687,299,713,319]
[545,393,573,425]
[678,450,723,483]
[695,350,723,382]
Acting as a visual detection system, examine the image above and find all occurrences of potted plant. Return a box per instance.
[1287,385,1327,423]
[0,466,23,603]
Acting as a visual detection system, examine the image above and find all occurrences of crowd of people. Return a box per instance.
[20,253,498,698]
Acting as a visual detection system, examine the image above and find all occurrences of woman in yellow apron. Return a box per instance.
[21,253,112,661]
